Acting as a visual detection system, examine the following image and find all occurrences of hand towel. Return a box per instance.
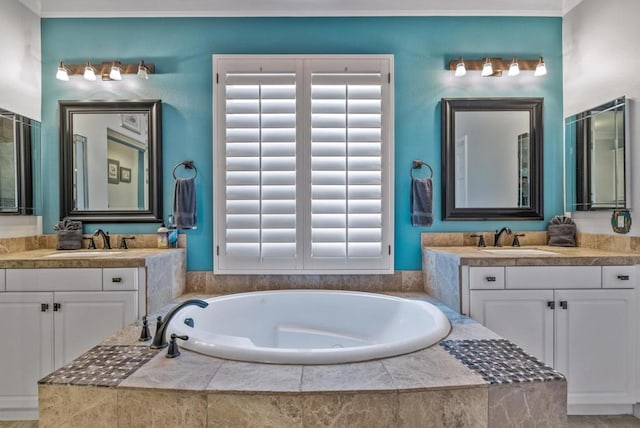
[173,177,197,229]
[410,177,433,227]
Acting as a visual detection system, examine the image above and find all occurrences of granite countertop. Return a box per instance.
[39,293,564,395]
[424,245,640,266]
[0,248,184,268]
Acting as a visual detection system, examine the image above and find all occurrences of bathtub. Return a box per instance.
[166,290,451,364]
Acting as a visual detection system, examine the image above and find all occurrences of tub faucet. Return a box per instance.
[93,229,111,249]
[493,227,512,247]
[150,299,209,349]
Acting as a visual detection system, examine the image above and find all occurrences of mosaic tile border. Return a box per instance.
[440,339,565,385]
[39,345,159,387]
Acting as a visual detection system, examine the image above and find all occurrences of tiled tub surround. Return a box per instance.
[0,247,186,315]
[37,295,567,428]
[186,270,424,294]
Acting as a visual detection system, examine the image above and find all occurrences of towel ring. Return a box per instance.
[172,160,198,179]
[411,160,433,179]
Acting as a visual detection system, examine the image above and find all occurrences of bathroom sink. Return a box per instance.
[44,251,123,258]
[481,248,558,255]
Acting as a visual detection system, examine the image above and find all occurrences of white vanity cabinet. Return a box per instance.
[468,265,637,414]
[0,268,140,420]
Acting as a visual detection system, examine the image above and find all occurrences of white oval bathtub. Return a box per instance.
[166,290,451,364]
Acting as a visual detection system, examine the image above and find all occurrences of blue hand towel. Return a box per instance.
[173,177,197,229]
[410,177,433,227]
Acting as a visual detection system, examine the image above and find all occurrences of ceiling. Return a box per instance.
[22,0,584,17]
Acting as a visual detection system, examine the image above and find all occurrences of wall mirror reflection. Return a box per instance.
[0,109,38,215]
[564,97,628,211]
[441,98,544,220]
[59,100,162,222]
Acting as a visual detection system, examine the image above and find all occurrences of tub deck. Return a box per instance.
[37,293,567,427]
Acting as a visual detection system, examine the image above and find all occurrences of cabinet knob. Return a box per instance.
[547,301,555,310]
[485,276,497,282]
[559,301,568,310]
[41,303,49,312]
[111,277,123,283]
[53,303,62,312]
[617,275,630,281]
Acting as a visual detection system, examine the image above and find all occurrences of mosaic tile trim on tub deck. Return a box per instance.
[39,345,159,387]
[440,339,565,385]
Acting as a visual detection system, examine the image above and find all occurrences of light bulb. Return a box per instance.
[137,61,148,80]
[454,58,466,77]
[56,62,69,81]
[534,57,547,77]
[109,62,122,81]
[508,58,520,77]
[83,62,96,81]
[481,58,493,77]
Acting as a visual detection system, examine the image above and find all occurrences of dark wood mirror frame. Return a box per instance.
[59,99,163,222]
[441,97,544,221]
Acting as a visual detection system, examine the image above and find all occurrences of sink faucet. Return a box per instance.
[150,299,209,349]
[93,229,111,249]
[493,227,512,247]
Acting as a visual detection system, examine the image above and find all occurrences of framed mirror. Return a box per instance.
[59,99,162,222]
[0,109,37,215]
[441,98,544,220]
[564,97,628,211]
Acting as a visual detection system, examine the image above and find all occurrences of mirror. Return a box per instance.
[59,100,162,222]
[0,109,38,215]
[564,97,628,211]
[441,98,544,220]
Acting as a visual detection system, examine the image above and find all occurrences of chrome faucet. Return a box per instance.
[493,227,512,247]
[93,229,111,249]
[150,299,209,349]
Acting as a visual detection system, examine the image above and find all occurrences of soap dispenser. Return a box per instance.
[157,224,169,249]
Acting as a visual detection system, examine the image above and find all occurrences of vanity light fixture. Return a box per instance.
[508,58,520,77]
[83,61,96,81]
[55,60,155,81]
[534,57,547,77]
[137,61,149,80]
[481,57,493,77]
[448,56,548,78]
[56,62,69,81]
[109,62,122,81]
[454,58,466,77]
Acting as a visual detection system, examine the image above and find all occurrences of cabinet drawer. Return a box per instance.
[470,267,505,289]
[602,266,636,289]
[0,269,4,291]
[505,266,601,289]
[6,269,102,292]
[102,268,139,291]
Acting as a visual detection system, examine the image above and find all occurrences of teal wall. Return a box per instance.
[41,17,563,271]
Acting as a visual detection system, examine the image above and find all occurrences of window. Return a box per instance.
[213,55,394,274]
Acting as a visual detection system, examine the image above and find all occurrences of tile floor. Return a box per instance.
[1,415,640,427]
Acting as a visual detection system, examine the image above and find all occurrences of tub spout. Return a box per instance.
[150,299,208,349]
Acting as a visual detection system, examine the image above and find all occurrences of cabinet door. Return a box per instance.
[470,289,554,365]
[555,289,636,406]
[53,291,137,367]
[0,292,53,418]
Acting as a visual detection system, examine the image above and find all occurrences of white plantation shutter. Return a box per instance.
[214,55,393,274]
[306,65,387,269]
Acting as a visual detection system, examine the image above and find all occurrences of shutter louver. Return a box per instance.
[223,72,298,269]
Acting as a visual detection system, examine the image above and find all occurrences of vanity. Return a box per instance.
[423,243,640,414]
[0,248,185,420]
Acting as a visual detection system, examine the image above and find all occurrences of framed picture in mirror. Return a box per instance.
[120,167,131,183]
[107,158,119,184]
